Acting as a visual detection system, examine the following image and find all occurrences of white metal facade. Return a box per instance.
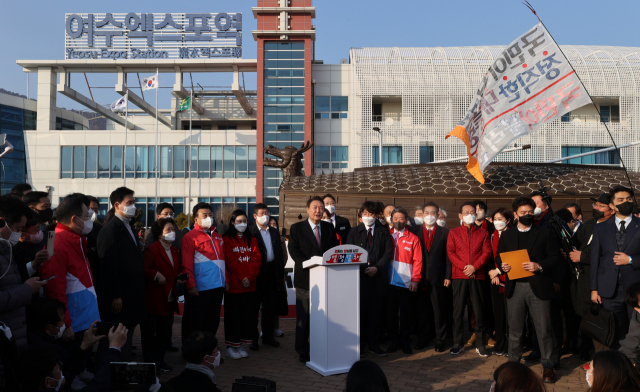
[349,46,640,172]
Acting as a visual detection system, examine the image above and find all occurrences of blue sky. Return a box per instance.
[1,0,638,111]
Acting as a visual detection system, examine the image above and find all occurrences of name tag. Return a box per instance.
[404,241,413,244]
[404,246,411,251]
[340,226,346,230]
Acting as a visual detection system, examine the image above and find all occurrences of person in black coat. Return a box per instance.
[288,196,340,363]
[498,196,563,384]
[414,202,451,353]
[164,331,222,392]
[322,194,352,242]
[96,187,146,361]
[345,201,394,357]
[249,203,286,348]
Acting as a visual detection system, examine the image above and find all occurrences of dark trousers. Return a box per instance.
[182,287,224,343]
[295,288,310,355]
[360,274,384,349]
[452,279,487,347]
[140,313,173,365]
[416,284,449,344]
[530,296,563,363]
[224,292,256,346]
[386,285,414,347]
[254,265,278,343]
[602,281,633,348]
[490,284,508,352]
[561,278,580,348]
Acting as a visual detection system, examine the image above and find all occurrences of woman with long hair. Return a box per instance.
[222,209,261,360]
[588,350,640,392]
[491,361,546,392]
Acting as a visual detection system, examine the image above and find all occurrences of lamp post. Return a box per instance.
[373,127,382,167]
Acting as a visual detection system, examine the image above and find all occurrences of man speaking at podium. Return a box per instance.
[288,196,341,363]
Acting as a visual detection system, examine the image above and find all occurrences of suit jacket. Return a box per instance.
[143,240,181,316]
[288,219,340,290]
[249,224,285,288]
[571,218,598,316]
[496,225,563,300]
[96,216,147,325]
[590,215,640,298]
[345,222,394,287]
[165,368,221,392]
[416,225,452,286]
[333,214,352,243]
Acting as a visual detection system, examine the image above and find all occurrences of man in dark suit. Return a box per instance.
[346,201,393,357]
[322,193,352,242]
[97,187,147,361]
[531,190,553,228]
[288,196,340,363]
[591,185,640,346]
[473,200,495,236]
[415,202,451,353]
[165,331,222,392]
[498,196,563,383]
[250,203,285,349]
[144,202,185,251]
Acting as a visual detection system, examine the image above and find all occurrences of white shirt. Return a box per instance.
[364,222,375,237]
[615,215,632,231]
[517,224,532,233]
[308,218,321,238]
[259,225,275,262]
[115,213,137,244]
[330,215,336,228]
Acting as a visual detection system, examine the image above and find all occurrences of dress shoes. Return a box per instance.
[262,338,280,347]
[402,346,413,355]
[414,342,429,350]
[249,342,260,351]
[435,342,445,352]
[542,368,556,383]
[524,350,541,363]
[370,346,387,357]
[386,343,399,353]
[299,353,310,363]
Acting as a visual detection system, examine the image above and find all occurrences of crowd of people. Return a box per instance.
[1,181,640,391]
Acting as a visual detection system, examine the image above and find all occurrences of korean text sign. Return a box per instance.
[446,23,591,183]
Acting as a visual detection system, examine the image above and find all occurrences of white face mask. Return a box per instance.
[493,220,507,231]
[29,230,44,243]
[586,370,592,388]
[81,217,93,235]
[476,210,486,220]
[199,217,213,230]
[436,219,446,227]
[534,207,543,216]
[325,205,335,215]
[322,219,332,223]
[48,323,66,339]
[361,216,376,227]
[256,215,270,226]
[234,223,247,233]
[47,375,65,392]
[90,209,98,222]
[424,215,437,226]
[7,227,21,245]
[163,231,176,242]
[386,216,392,224]
[463,214,477,225]
[414,217,423,225]
[121,203,136,218]
[206,353,221,368]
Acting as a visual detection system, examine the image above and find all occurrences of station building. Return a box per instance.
[6,0,640,224]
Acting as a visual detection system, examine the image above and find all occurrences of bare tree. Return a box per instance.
[215,204,239,227]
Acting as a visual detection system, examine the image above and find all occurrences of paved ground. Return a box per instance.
[127,317,588,392]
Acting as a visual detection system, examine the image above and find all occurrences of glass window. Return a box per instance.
[331,113,340,119]
[86,146,97,178]
[61,146,72,178]
[249,146,256,178]
[74,146,85,178]
[98,147,110,178]
[136,146,148,178]
[198,146,210,178]
[111,146,122,178]
[190,146,198,178]
[148,146,156,178]
[372,146,403,166]
[315,96,330,112]
[160,146,172,178]
[561,146,620,165]
[173,146,185,178]
[97,198,108,221]
[223,146,235,178]
[211,146,223,178]
[331,146,349,161]
[419,146,434,164]
[600,106,610,122]
[561,112,571,122]
[125,146,135,178]
[331,96,348,112]
[236,146,248,178]
[316,146,330,161]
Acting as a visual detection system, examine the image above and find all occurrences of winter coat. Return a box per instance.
[181,223,226,292]
[446,224,492,280]
[223,234,261,294]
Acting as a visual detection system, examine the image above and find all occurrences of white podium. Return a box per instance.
[302,245,368,376]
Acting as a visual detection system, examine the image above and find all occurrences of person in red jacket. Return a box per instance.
[223,209,261,360]
[447,201,492,357]
[140,217,183,374]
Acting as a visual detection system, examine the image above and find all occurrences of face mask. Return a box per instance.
[533,207,543,216]
[48,323,66,339]
[386,216,392,225]
[414,217,423,225]
[90,210,98,221]
[392,221,405,231]
[7,227,21,245]
[325,205,336,215]
[592,209,605,219]
[518,214,534,226]
[47,375,65,392]
[586,370,592,388]
[616,201,635,216]
[29,230,44,243]
[120,204,136,218]
[37,208,54,223]
[322,219,332,223]
[257,215,270,226]
[163,231,176,242]
[493,221,507,231]
[81,217,93,235]
[463,214,477,225]
[362,216,376,226]
[199,217,213,230]
[206,353,221,368]
[476,211,485,220]
[424,215,437,226]
[436,219,446,227]
[235,223,247,233]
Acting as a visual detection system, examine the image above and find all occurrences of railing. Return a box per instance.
[562,115,620,123]
[372,113,402,122]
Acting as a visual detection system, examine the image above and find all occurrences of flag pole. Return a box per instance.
[124,91,128,187]
[522,1,636,202]
[155,68,159,207]
[188,89,192,228]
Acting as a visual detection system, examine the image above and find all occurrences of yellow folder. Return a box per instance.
[501,249,535,280]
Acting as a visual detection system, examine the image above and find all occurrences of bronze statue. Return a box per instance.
[263,141,313,181]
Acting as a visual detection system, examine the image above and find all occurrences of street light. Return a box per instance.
[372,127,382,167]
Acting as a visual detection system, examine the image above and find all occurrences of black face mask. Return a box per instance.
[518,214,534,226]
[36,208,54,223]
[392,221,406,231]
[616,201,635,217]
[592,209,605,220]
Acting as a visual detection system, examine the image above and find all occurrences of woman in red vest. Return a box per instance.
[223,209,262,360]
[488,207,514,356]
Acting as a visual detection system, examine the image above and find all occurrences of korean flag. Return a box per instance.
[142,73,158,91]
[109,92,128,113]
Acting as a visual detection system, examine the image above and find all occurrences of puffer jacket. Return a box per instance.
[388,229,423,289]
[223,233,261,294]
[181,223,226,292]
[0,239,33,373]
[447,224,492,280]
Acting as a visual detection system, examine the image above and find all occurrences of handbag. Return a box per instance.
[579,303,616,347]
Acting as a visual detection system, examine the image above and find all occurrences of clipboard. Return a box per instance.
[501,249,534,280]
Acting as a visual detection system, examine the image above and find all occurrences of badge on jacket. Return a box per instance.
[404,246,411,251]
[340,227,345,230]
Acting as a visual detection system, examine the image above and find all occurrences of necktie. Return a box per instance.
[620,221,626,235]
[314,225,321,250]
[367,228,373,247]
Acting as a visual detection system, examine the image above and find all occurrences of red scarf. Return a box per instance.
[423,224,436,252]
